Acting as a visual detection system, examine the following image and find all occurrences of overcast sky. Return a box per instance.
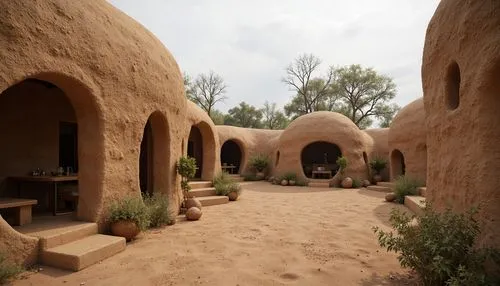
[109,0,440,112]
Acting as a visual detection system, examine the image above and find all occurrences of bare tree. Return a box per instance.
[261,101,289,129]
[187,71,227,117]
[282,54,334,116]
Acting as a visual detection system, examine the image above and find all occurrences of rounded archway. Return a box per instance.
[187,125,204,179]
[220,140,243,174]
[390,149,406,179]
[139,111,169,196]
[0,74,103,223]
[301,141,342,179]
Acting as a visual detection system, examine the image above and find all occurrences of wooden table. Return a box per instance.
[312,170,332,179]
[9,176,78,216]
[222,165,236,174]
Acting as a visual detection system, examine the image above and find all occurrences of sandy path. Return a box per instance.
[16,182,415,286]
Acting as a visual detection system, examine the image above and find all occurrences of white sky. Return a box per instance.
[109,0,440,112]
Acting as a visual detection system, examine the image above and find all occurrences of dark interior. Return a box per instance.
[301,141,342,178]
[220,140,242,174]
[187,126,203,178]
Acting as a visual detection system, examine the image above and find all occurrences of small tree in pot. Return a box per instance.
[336,156,352,188]
[369,157,387,183]
[108,196,150,241]
[249,154,269,180]
[176,156,197,211]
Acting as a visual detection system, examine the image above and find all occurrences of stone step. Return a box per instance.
[187,187,216,198]
[188,181,213,189]
[197,196,229,207]
[308,182,330,188]
[366,185,392,193]
[41,234,126,271]
[24,222,98,250]
[404,196,426,216]
[376,182,395,188]
[418,187,427,197]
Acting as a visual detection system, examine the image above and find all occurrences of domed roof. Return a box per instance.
[389,98,426,145]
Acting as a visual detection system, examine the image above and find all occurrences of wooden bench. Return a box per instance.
[0,198,38,226]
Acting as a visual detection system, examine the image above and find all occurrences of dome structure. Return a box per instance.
[388,98,426,183]
[275,112,372,184]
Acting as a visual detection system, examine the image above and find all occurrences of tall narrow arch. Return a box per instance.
[139,111,169,196]
[390,149,406,180]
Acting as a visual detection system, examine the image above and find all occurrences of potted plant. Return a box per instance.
[176,156,197,212]
[249,154,269,180]
[108,196,150,241]
[369,157,387,183]
[336,156,352,188]
[213,172,242,201]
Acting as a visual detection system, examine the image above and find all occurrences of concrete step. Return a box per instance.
[404,196,426,216]
[376,182,395,188]
[197,196,229,207]
[187,187,216,198]
[27,222,98,250]
[418,187,427,197]
[366,185,392,193]
[188,181,213,189]
[41,234,126,271]
[308,182,330,188]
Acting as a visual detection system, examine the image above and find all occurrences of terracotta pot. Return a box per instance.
[110,220,140,241]
[373,174,383,183]
[228,191,239,201]
[289,180,296,186]
[256,172,265,180]
[385,193,397,202]
[186,207,202,221]
[281,179,288,186]
[185,198,202,210]
[341,177,353,188]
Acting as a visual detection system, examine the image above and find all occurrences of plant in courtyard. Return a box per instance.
[108,195,150,240]
[143,193,173,227]
[369,157,387,175]
[281,172,297,181]
[373,205,500,286]
[393,175,422,204]
[351,178,361,188]
[0,252,22,284]
[176,156,197,206]
[249,154,270,173]
[336,156,348,176]
[213,172,241,197]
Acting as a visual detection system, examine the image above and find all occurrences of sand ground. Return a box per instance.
[15,182,416,286]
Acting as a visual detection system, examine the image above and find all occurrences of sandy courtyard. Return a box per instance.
[16,182,415,286]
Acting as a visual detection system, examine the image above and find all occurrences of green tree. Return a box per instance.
[330,64,399,129]
[284,78,337,119]
[224,102,263,128]
[185,71,227,117]
[209,109,226,125]
[261,101,289,129]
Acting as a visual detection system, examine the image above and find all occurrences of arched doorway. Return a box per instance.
[220,140,242,174]
[139,112,169,196]
[187,126,203,179]
[301,141,342,179]
[391,149,406,179]
[0,75,103,223]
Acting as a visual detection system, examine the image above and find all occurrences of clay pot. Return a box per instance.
[362,180,371,187]
[228,191,239,201]
[268,176,275,182]
[186,207,202,221]
[289,180,296,186]
[373,174,383,183]
[256,172,265,180]
[385,193,397,202]
[110,220,140,241]
[281,179,288,186]
[341,177,353,188]
[185,198,202,210]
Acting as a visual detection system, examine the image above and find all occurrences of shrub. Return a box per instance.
[281,172,297,182]
[143,193,172,227]
[373,205,500,286]
[213,172,241,196]
[295,180,307,187]
[394,175,422,204]
[352,178,361,188]
[176,156,197,204]
[108,195,150,231]
[242,173,259,181]
[0,253,22,285]
[369,157,387,174]
[249,154,269,172]
[336,156,348,175]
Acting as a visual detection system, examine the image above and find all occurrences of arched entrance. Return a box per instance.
[391,149,406,179]
[301,141,342,179]
[139,112,169,196]
[0,75,103,223]
[187,126,203,179]
[220,140,242,174]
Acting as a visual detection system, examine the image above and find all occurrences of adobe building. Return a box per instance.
[0,0,185,266]
[422,0,500,247]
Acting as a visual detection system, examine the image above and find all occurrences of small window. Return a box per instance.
[363,152,368,164]
[275,151,280,167]
[446,61,461,110]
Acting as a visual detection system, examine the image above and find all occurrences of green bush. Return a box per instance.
[281,172,297,181]
[0,253,22,285]
[143,193,173,228]
[336,156,348,175]
[107,195,150,231]
[373,205,500,286]
[177,156,197,204]
[213,172,241,196]
[352,178,361,188]
[369,157,387,174]
[249,154,269,172]
[294,180,307,187]
[394,175,422,204]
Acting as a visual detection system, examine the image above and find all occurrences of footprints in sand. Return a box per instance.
[279,272,300,280]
